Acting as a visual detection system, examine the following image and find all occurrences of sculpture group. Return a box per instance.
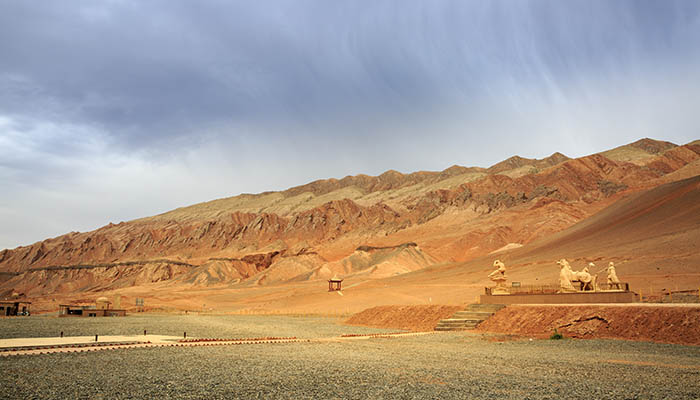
[488,259,623,295]
[558,259,622,293]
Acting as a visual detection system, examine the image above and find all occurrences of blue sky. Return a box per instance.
[1,0,699,250]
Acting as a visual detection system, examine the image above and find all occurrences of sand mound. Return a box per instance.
[497,175,700,292]
[243,244,437,286]
[476,305,700,345]
[345,305,461,332]
[178,260,249,286]
[309,243,437,281]
[522,175,700,256]
[489,243,523,254]
[247,254,327,286]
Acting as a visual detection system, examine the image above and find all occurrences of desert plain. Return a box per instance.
[2,314,700,399]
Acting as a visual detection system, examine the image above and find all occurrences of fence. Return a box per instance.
[662,289,700,304]
[485,282,630,295]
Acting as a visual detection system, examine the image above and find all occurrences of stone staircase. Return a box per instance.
[434,304,506,331]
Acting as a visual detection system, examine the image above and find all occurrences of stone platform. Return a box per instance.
[480,291,638,305]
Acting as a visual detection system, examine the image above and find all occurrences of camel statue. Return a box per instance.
[557,259,599,292]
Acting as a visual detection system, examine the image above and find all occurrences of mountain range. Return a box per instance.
[1,138,699,313]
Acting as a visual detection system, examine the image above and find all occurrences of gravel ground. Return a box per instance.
[0,314,392,339]
[1,319,699,399]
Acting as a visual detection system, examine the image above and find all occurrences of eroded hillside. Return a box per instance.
[1,138,699,309]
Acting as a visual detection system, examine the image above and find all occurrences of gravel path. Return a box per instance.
[1,320,699,399]
[0,314,391,339]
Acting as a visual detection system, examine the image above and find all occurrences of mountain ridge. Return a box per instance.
[2,138,699,310]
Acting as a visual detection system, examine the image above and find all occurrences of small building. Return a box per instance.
[328,277,343,292]
[96,297,111,310]
[58,305,126,317]
[0,301,31,316]
[59,296,126,317]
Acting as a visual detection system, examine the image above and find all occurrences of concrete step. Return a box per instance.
[451,311,494,319]
[435,324,478,330]
[435,326,476,332]
[435,325,476,331]
[435,324,479,329]
[438,318,482,324]
[465,304,506,312]
[466,303,506,310]
[434,326,475,331]
[439,318,481,324]
[434,303,506,331]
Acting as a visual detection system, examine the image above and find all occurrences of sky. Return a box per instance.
[1,1,699,250]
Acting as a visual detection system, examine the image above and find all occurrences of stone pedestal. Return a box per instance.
[480,291,638,304]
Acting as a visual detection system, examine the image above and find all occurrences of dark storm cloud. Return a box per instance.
[1,0,693,150]
[1,0,455,148]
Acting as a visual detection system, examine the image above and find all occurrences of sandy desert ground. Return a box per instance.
[1,315,699,399]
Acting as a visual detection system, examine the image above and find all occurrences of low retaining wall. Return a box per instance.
[345,305,462,332]
[480,291,637,304]
[476,304,700,345]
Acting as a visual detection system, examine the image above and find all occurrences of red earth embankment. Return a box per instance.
[345,305,462,332]
[476,304,700,345]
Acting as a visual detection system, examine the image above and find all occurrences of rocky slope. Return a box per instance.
[1,138,699,308]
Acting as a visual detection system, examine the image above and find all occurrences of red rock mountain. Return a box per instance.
[1,138,699,312]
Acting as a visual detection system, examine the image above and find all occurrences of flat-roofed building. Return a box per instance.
[59,296,126,317]
[0,300,31,316]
